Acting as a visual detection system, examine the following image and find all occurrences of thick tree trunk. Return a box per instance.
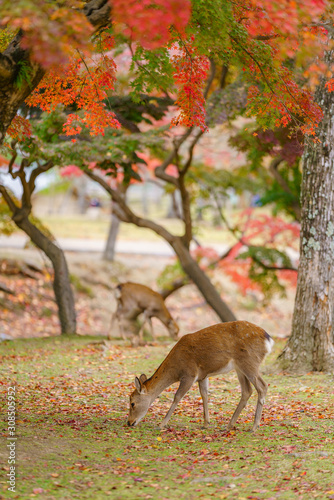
[14,216,77,335]
[103,213,120,261]
[172,238,237,322]
[279,64,334,372]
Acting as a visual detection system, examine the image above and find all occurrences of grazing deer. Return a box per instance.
[109,282,179,344]
[128,321,274,432]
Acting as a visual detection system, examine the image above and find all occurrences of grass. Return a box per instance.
[0,336,333,499]
[38,213,236,245]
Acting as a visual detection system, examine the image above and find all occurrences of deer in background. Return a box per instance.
[128,321,274,432]
[109,282,179,345]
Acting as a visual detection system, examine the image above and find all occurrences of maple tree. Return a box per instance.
[229,126,303,221]
[0,0,331,144]
[29,94,302,325]
[0,0,333,367]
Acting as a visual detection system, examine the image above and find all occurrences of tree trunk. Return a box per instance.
[14,216,77,335]
[279,61,334,372]
[172,238,237,322]
[103,212,120,261]
[166,191,182,219]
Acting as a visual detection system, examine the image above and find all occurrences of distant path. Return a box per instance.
[0,235,299,263]
[0,235,229,257]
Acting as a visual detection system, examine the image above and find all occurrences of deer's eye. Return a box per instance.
[131,402,135,408]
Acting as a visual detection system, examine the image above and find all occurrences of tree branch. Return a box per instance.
[83,0,111,30]
[7,149,18,176]
[204,59,216,99]
[113,112,141,133]
[85,169,176,243]
[155,58,216,247]
[154,128,193,187]
[180,129,204,175]
[159,277,190,299]
[0,184,19,213]
[13,158,33,211]
[220,65,229,89]
[28,160,54,193]
[251,254,297,272]
[178,175,192,248]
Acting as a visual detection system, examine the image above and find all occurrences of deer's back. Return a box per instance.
[118,282,166,312]
[164,321,270,379]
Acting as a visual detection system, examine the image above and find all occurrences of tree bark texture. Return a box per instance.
[279,64,334,372]
[14,216,77,335]
[103,212,120,261]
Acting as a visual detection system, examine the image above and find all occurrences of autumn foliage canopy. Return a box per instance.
[1,0,332,142]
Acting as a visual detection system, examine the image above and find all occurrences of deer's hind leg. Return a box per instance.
[138,311,154,344]
[247,373,267,432]
[225,370,253,431]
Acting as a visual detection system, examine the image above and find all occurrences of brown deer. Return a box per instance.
[109,282,179,344]
[127,321,274,432]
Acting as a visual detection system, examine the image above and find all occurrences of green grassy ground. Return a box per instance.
[39,213,236,245]
[0,336,333,500]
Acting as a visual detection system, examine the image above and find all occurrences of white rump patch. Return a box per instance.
[265,336,274,355]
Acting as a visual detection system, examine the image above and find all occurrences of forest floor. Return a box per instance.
[0,248,333,499]
[0,334,334,500]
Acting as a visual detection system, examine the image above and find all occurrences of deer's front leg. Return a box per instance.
[198,378,210,427]
[138,311,152,344]
[160,377,195,429]
[147,317,155,339]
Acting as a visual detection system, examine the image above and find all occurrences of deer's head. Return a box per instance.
[127,374,151,427]
[167,319,179,339]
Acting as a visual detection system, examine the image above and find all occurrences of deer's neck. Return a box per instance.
[156,310,169,326]
[146,359,178,402]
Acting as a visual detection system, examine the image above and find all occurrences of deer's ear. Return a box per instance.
[135,376,147,394]
[139,374,147,383]
[135,377,142,392]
